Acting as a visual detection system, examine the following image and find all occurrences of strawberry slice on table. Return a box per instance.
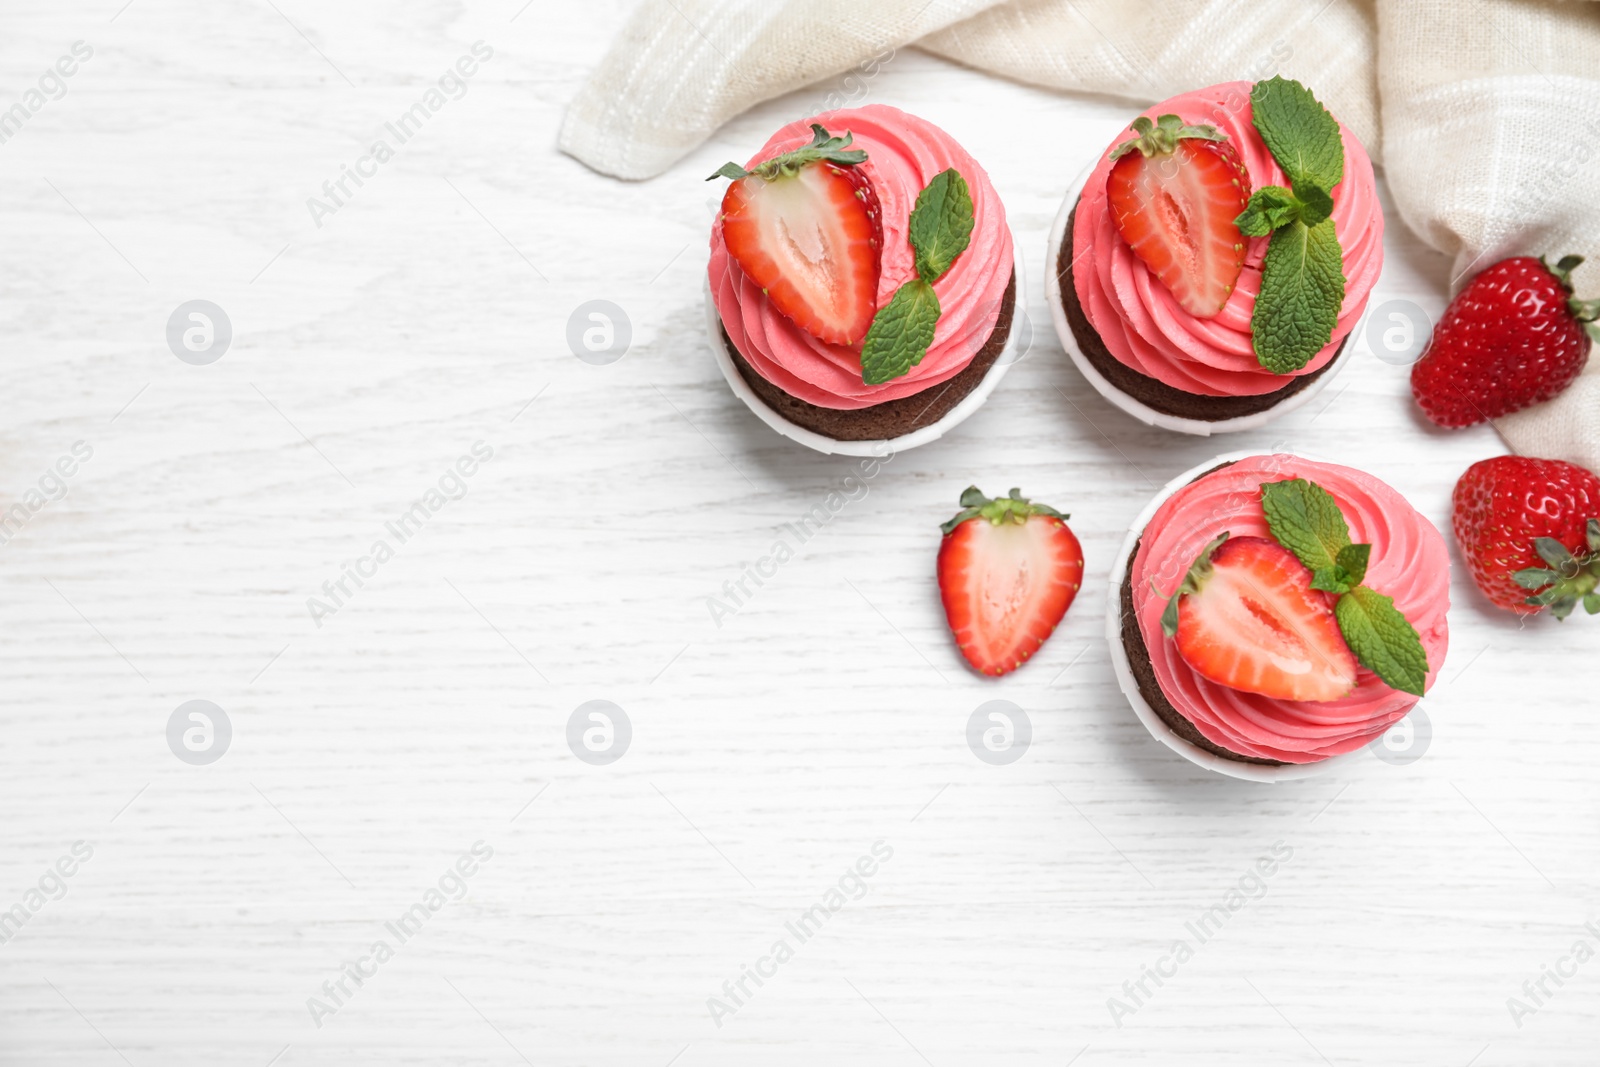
[934,486,1088,675]
[1161,534,1357,702]
[710,124,882,346]
[1106,114,1251,318]
[937,487,1084,677]
[1411,254,1599,428]
[1452,455,1600,618]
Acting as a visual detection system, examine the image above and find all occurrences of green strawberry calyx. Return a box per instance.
[1513,518,1600,620]
[1541,254,1600,344]
[707,124,867,182]
[1160,532,1230,637]
[1110,114,1227,160]
[941,486,1066,536]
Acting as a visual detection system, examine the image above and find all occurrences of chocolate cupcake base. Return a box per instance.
[1117,461,1285,767]
[718,270,1016,443]
[1118,532,1291,769]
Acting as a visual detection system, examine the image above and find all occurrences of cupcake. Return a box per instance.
[1109,453,1449,779]
[1048,79,1383,434]
[706,105,1018,450]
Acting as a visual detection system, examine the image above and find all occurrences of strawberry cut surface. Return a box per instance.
[1169,535,1356,701]
[937,488,1083,677]
[720,161,882,346]
[1106,116,1250,319]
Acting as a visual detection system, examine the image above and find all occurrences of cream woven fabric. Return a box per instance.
[561,0,1600,468]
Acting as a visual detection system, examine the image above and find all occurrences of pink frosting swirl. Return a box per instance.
[1130,456,1450,763]
[1072,83,1383,396]
[709,105,1013,410]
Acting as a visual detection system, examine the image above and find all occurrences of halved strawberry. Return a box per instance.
[710,124,881,345]
[1106,114,1250,318]
[1161,534,1356,701]
[937,487,1084,677]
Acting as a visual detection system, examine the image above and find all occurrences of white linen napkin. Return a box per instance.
[561,0,1600,469]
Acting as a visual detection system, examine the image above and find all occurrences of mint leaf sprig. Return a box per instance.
[860,168,974,385]
[1260,478,1429,696]
[1235,77,1348,375]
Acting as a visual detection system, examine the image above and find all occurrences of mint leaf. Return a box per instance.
[908,168,973,283]
[1236,186,1302,237]
[1264,477,1431,693]
[1311,543,1368,594]
[1335,543,1370,586]
[1295,182,1334,227]
[1243,78,1347,374]
[1236,182,1333,238]
[1250,76,1343,192]
[1335,585,1429,696]
[1252,217,1345,373]
[1310,567,1352,595]
[1259,478,1352,573]
[860,279,939,385]
[1161,532,1230,637]
[861,169,973,384]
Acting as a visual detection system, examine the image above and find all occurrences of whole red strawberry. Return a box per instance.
[937,487,1084,676]
[1452,456,1600,618]
[1412,255,1599,427]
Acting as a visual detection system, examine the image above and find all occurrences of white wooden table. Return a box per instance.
[2,3,1595,1065]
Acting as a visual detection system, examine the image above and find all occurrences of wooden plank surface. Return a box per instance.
[0,3,1594,1064]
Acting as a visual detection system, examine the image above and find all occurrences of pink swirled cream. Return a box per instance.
[1125,455,1449,765]
[1061,81,1383,424]
[709,105,1016,442]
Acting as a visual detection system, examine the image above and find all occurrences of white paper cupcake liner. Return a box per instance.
[705,233,1026,457]
[1046,166,1360,437]
[1107,449,1369,782]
